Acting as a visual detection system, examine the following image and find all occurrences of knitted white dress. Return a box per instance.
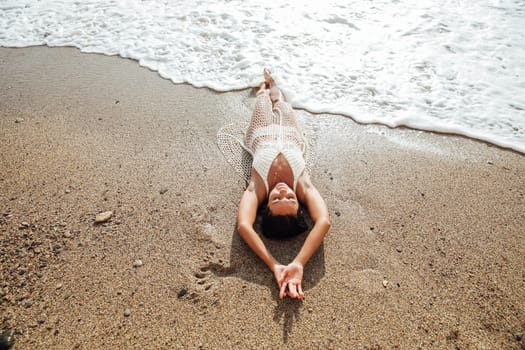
[244,90,307,192]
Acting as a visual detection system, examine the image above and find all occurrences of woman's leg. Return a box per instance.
[264,69,301,131]
[245,81,273,150]
[256,81,266,96]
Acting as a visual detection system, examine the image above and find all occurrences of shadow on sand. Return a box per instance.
[227,222,325,342]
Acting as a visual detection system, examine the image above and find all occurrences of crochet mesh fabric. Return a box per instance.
[217,120,253,181]
[217,92,315,181]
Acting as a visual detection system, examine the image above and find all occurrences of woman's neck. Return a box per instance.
[267,153,294,192]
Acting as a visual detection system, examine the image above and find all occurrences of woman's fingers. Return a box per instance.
[298,284,304,299]
[278,270,288,286]
[278,281,305,299]
[276,264,305,299]
[274,265,286,287]
[288,283,298,298]
[279,282,288,299]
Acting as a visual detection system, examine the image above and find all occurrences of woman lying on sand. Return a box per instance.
[237,69,331,299]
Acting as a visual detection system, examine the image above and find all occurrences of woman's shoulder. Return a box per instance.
[247,170,267,204]
[297,171,313,187]
[296,172,314,201]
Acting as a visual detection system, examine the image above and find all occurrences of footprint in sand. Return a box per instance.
[193,262,237,292]
[194,267,213,292]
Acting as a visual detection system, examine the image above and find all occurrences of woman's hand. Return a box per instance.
[273,263,287,291]
[275,262,304,299]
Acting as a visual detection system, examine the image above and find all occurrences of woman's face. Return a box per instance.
[267,182,299,215]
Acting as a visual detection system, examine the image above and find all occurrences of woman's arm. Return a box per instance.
[294,177,331,266]
[237,181,280,272]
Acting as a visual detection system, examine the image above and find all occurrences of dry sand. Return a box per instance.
[1,47,524,349]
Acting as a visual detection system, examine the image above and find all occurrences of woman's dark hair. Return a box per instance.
[259,205,308,240]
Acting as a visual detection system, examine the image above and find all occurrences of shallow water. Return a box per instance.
[1,0,524,152]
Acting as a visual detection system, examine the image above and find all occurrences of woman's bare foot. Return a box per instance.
[263,68,285,103]
[263,68,273,87]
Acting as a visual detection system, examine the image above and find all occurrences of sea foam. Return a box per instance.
[1,0,524,153]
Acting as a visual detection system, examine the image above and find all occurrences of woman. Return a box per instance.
[237,69,331,300]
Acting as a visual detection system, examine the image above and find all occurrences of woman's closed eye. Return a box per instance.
[274,197,295,202]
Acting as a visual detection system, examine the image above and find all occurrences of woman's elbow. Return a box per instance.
[318,216,331,233]
[325,217,332,231]
[237,221,251,236]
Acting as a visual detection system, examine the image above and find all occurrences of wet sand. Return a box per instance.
[1,46,524,349]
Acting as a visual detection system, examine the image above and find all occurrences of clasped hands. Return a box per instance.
[273,261,304,299]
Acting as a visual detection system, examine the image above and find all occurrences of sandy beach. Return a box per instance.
[1,47,524,349]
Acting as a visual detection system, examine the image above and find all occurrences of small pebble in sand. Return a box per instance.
[15,118,24,123]
[396,247,403,253]
[0,330,14,349]
[124,308,131,317]
[177,288,187,299]
[335,211,341,217]
[65,189,71,194]
[160,188,168,195]
[382,280,389,288]
[37,314,47,324]
[133,259,143,268]
[95,211,113,223]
